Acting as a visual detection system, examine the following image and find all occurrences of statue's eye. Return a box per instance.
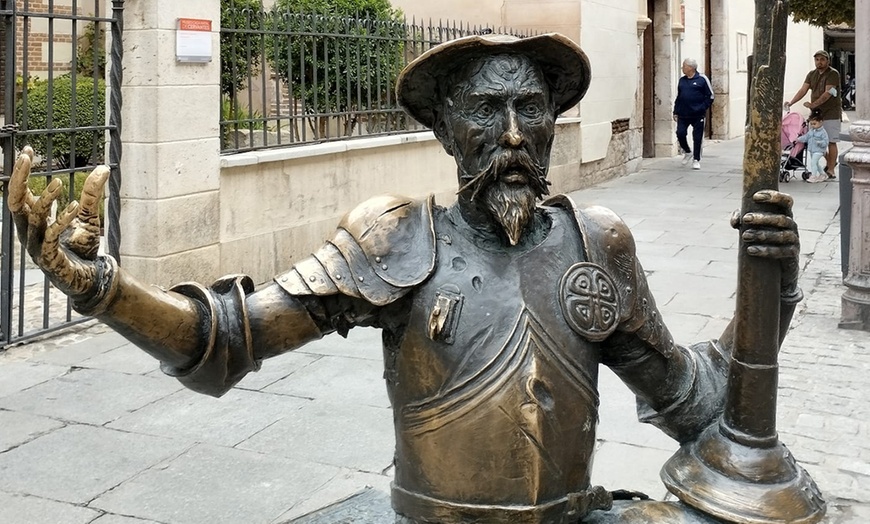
[476,102,494,117]
[520,102,541,117]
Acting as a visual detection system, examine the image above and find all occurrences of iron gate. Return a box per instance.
[0,0,123,347]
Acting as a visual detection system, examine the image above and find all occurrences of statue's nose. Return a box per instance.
[499,111,524,148]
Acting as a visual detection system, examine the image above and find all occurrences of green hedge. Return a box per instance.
[18,74,106,169]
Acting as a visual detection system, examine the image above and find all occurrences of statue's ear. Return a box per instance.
[432,107,454,157]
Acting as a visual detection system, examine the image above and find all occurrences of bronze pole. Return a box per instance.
[660,2,825,522]
[724,0,788,448]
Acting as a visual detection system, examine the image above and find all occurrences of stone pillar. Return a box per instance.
[840,0,870,331]
[119,0,222,287]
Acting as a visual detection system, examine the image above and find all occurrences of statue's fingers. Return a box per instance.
[28,178,63,223]
[8,147,37,213]
[746,245,799,259]
[730,209,741,229]
[43,202,79,272]
[25,179,62,259]
[742,212,796,231]
[753,190,794,214]
[742,229,800,246]
[78,166,109,227]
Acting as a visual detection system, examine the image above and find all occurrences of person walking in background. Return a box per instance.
[785,50,841,179]
[797,111,830,183]
[673,58,714,170]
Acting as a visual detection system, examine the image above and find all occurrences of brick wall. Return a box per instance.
[15,0,77,80]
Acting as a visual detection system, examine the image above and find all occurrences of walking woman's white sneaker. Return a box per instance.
[682,152,692,165]
[692,160,701,170]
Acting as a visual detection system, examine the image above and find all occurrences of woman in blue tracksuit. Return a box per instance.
[673,58,715,170]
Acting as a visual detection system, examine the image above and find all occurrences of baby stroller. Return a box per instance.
[780,111,809,183]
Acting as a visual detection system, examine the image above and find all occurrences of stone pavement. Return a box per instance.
[0,135,867,524]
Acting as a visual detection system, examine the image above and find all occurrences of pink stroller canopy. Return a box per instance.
[782,112,804,147]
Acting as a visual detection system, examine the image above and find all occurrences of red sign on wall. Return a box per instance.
[176,18,213,63]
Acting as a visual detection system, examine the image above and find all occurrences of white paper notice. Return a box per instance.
[177,18,212,62]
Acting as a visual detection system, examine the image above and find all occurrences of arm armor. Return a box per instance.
[546,194,676,356]
[160,275,261,397]
[274,194,437,308]
[548,194,727,442]
[160,194,437,394]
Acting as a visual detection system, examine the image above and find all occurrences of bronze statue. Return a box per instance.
[8,33,822,523]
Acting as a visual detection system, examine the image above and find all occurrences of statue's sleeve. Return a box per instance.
[160,194,437,397]
[549,195,730,443]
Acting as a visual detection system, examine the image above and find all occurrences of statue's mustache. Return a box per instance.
[457,150,550,201]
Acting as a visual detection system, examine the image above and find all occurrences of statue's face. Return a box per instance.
[438,54,556,245]
[442,54,555,187]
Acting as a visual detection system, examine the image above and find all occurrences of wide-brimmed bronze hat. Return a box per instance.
[396,33,592,129]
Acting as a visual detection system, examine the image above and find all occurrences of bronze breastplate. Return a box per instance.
[388,205,605,521]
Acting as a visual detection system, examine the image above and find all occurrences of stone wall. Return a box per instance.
[218,118,607,285]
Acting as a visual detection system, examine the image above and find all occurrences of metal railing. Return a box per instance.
[0,0,123,347]
[220,3,534,153]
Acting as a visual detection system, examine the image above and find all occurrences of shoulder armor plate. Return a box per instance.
[544,194,638,321]
[275,194,437,306]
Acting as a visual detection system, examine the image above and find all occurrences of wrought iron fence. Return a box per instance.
[0,0,123,347]
[220,3,534,153]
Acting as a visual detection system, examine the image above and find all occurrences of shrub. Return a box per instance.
[265,0,406,138]
[221,0,265,98]
[18,75,106,169]
[76,22,106,79]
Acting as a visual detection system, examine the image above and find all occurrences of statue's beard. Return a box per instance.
[457,149,550,246]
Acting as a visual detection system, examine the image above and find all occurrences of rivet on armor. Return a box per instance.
[309,276,316,282]
[335,274,342,280]
[359,276,364,282]
[375,257,382,263]
[280,277,287,282]
[382,264,388,270]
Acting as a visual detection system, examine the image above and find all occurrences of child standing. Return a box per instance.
[797,113,830,183]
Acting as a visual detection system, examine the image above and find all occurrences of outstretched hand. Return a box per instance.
[730,190,800,298]
[8,146,109,299]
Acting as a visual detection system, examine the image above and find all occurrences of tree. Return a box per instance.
[266,0,406,138]
[789,0,855,27]
[221,0,265,99]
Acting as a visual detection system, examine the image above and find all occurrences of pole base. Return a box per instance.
[661,422,826,524]
[840,287,870,332]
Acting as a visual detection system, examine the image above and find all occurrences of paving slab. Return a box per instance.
[262,354,391,409]
[90,443,341,524]
[0,360,69,399]
[274,470,392,522]
[0,367,182,425]
[296,327,385,360]
[236,351,322,392]
[90,514,164,524]
[238,399,394,474]
[284,488,394,524]
[26,330,130,367]
[596,368,680,453]
[0,490,101,524]
[0,409,64,452]
[78,342,163,375]
[0,424,188,504]
[108,387,308,447]
[590,441,675,501]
